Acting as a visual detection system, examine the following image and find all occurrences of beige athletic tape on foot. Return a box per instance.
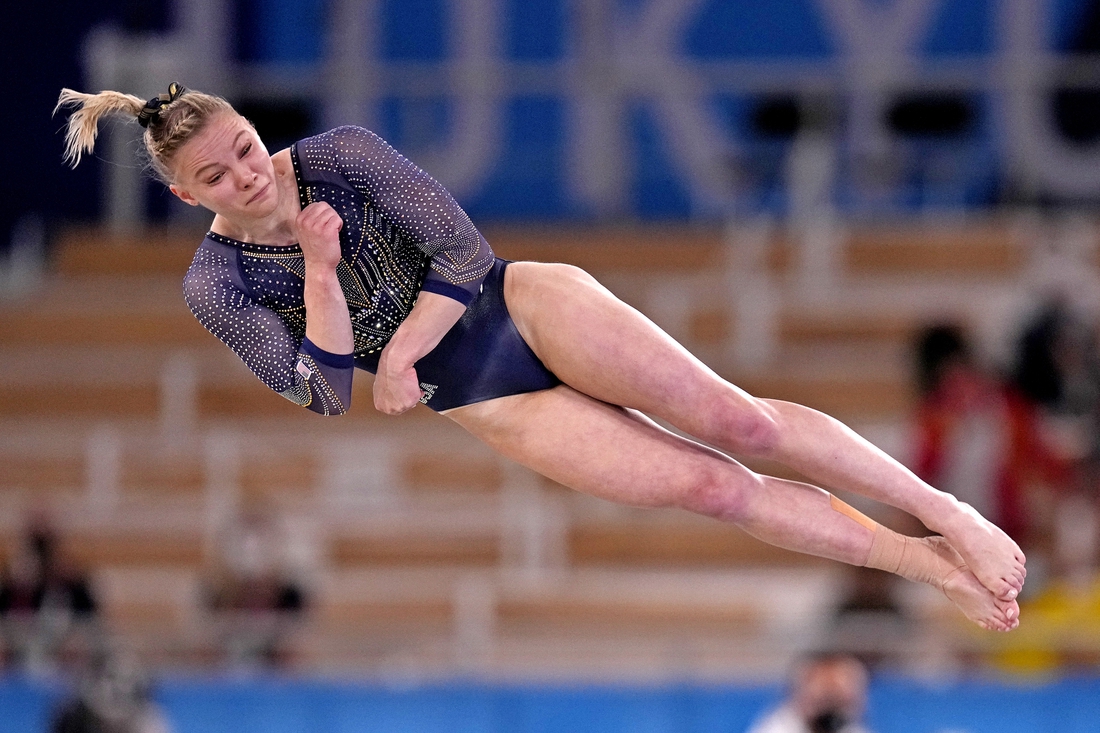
[829,494,880,532]
[828,494,966,591]
[865,527,967,591]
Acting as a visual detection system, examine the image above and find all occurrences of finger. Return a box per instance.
[310,212,339,233]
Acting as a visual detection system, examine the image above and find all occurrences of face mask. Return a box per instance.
[809,710,849,733]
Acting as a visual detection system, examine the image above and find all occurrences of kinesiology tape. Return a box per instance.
[829,494,967,590]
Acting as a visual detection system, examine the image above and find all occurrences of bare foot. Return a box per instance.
[927,537,1020,632]
[931,501,1026,602]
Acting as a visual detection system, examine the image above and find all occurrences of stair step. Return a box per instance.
[53,229,203,277]
[844,224,1025,275]
[62,529,206,568]
[569,515,828,569]
[47,220,1035,283]
[779,312,915,345]
[730,372,910,420]
[329,533,501,568]
[0,310,208,346]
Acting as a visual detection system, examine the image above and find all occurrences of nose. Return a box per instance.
[235,167,257,189]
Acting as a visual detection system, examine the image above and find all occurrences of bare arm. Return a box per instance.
[375,292,467,414]
[297,202,353,355]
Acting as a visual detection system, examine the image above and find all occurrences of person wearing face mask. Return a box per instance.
[747,653,872,733]
[51,84,1028,634]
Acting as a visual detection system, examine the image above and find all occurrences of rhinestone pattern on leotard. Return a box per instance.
[183,126,494,415]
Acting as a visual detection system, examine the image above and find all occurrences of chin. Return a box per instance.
[246,189,279,217]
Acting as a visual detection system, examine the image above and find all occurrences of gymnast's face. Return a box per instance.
[168,113,278,220]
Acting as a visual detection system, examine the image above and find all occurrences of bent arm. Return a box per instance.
[302,261,353,355]
[374,291,468,414]
[294,200,356,411]
[184,246,354,416]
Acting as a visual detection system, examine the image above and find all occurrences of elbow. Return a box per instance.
[305,395,351,417]
[281,383,351,416]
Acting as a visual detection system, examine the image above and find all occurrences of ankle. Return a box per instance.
[864,529,963,590]
[916,491,962,534]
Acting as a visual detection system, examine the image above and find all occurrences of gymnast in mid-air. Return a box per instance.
[55,84,1025,631]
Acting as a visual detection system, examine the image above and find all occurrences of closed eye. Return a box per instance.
[240,143,252,158]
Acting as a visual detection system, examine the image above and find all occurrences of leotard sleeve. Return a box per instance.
[184,243,354,416]
[298,126,494,305]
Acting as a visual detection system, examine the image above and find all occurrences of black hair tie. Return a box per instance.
[137,81,187,128]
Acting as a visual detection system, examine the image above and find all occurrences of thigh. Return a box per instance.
[502,261,761,438]
[445,384,751,510]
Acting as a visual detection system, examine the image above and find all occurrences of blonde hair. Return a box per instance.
[54,85,237,183]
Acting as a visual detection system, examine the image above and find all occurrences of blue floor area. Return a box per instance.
[7,675,1100,732]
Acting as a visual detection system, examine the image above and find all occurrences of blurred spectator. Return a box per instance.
[830,565,910,669]
[985,301,1100,673]
[204,507,308,668]
[747,652,872,733]
[1012,299,1100,472]
[909,319,1092,546]
[911,324,1027,537]
[834,567,906,621]
[1007,300,1100,550]
[0,515,98,672]
[50,651,171,733]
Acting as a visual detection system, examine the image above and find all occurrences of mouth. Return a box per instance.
[247,182,271,205]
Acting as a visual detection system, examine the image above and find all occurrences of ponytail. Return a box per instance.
[54,84,237,183]
[54,89,145,168]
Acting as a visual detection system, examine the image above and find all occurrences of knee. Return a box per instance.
[705,396,782,458]
[676,464,755,523]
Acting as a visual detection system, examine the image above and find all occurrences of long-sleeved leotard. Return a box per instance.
[184,125,558,415]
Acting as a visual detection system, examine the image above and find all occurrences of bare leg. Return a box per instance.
[735,399,1026,603]
[446,385,1019,631]
[502,262,1026,600]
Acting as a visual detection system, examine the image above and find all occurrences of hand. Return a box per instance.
[373,350,425,415]
[295,201,343,269]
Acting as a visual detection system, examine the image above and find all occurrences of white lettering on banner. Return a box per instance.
[413,0,503,199]
[816,0,942,57]
[325,0,379,131]
[814,0,943,159]
[614,0,739,215]
[566,0,628,217]
[997,0,1100,197]
[318,0,1100,215]
[323,0,501,200]
[564,0,738,216]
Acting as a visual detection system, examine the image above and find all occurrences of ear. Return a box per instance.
[169,184,200,207]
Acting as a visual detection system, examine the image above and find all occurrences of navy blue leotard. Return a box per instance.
[183,125,559,414]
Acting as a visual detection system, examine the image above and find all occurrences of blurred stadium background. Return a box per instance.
[4,0,1100,730]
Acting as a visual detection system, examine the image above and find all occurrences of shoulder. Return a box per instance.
[295,127,416,194]
[297,125,379,155]
[183,236,238,305]
[294,126,391,186]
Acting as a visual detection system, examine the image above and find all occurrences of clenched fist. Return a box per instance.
[295,201,343,268]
